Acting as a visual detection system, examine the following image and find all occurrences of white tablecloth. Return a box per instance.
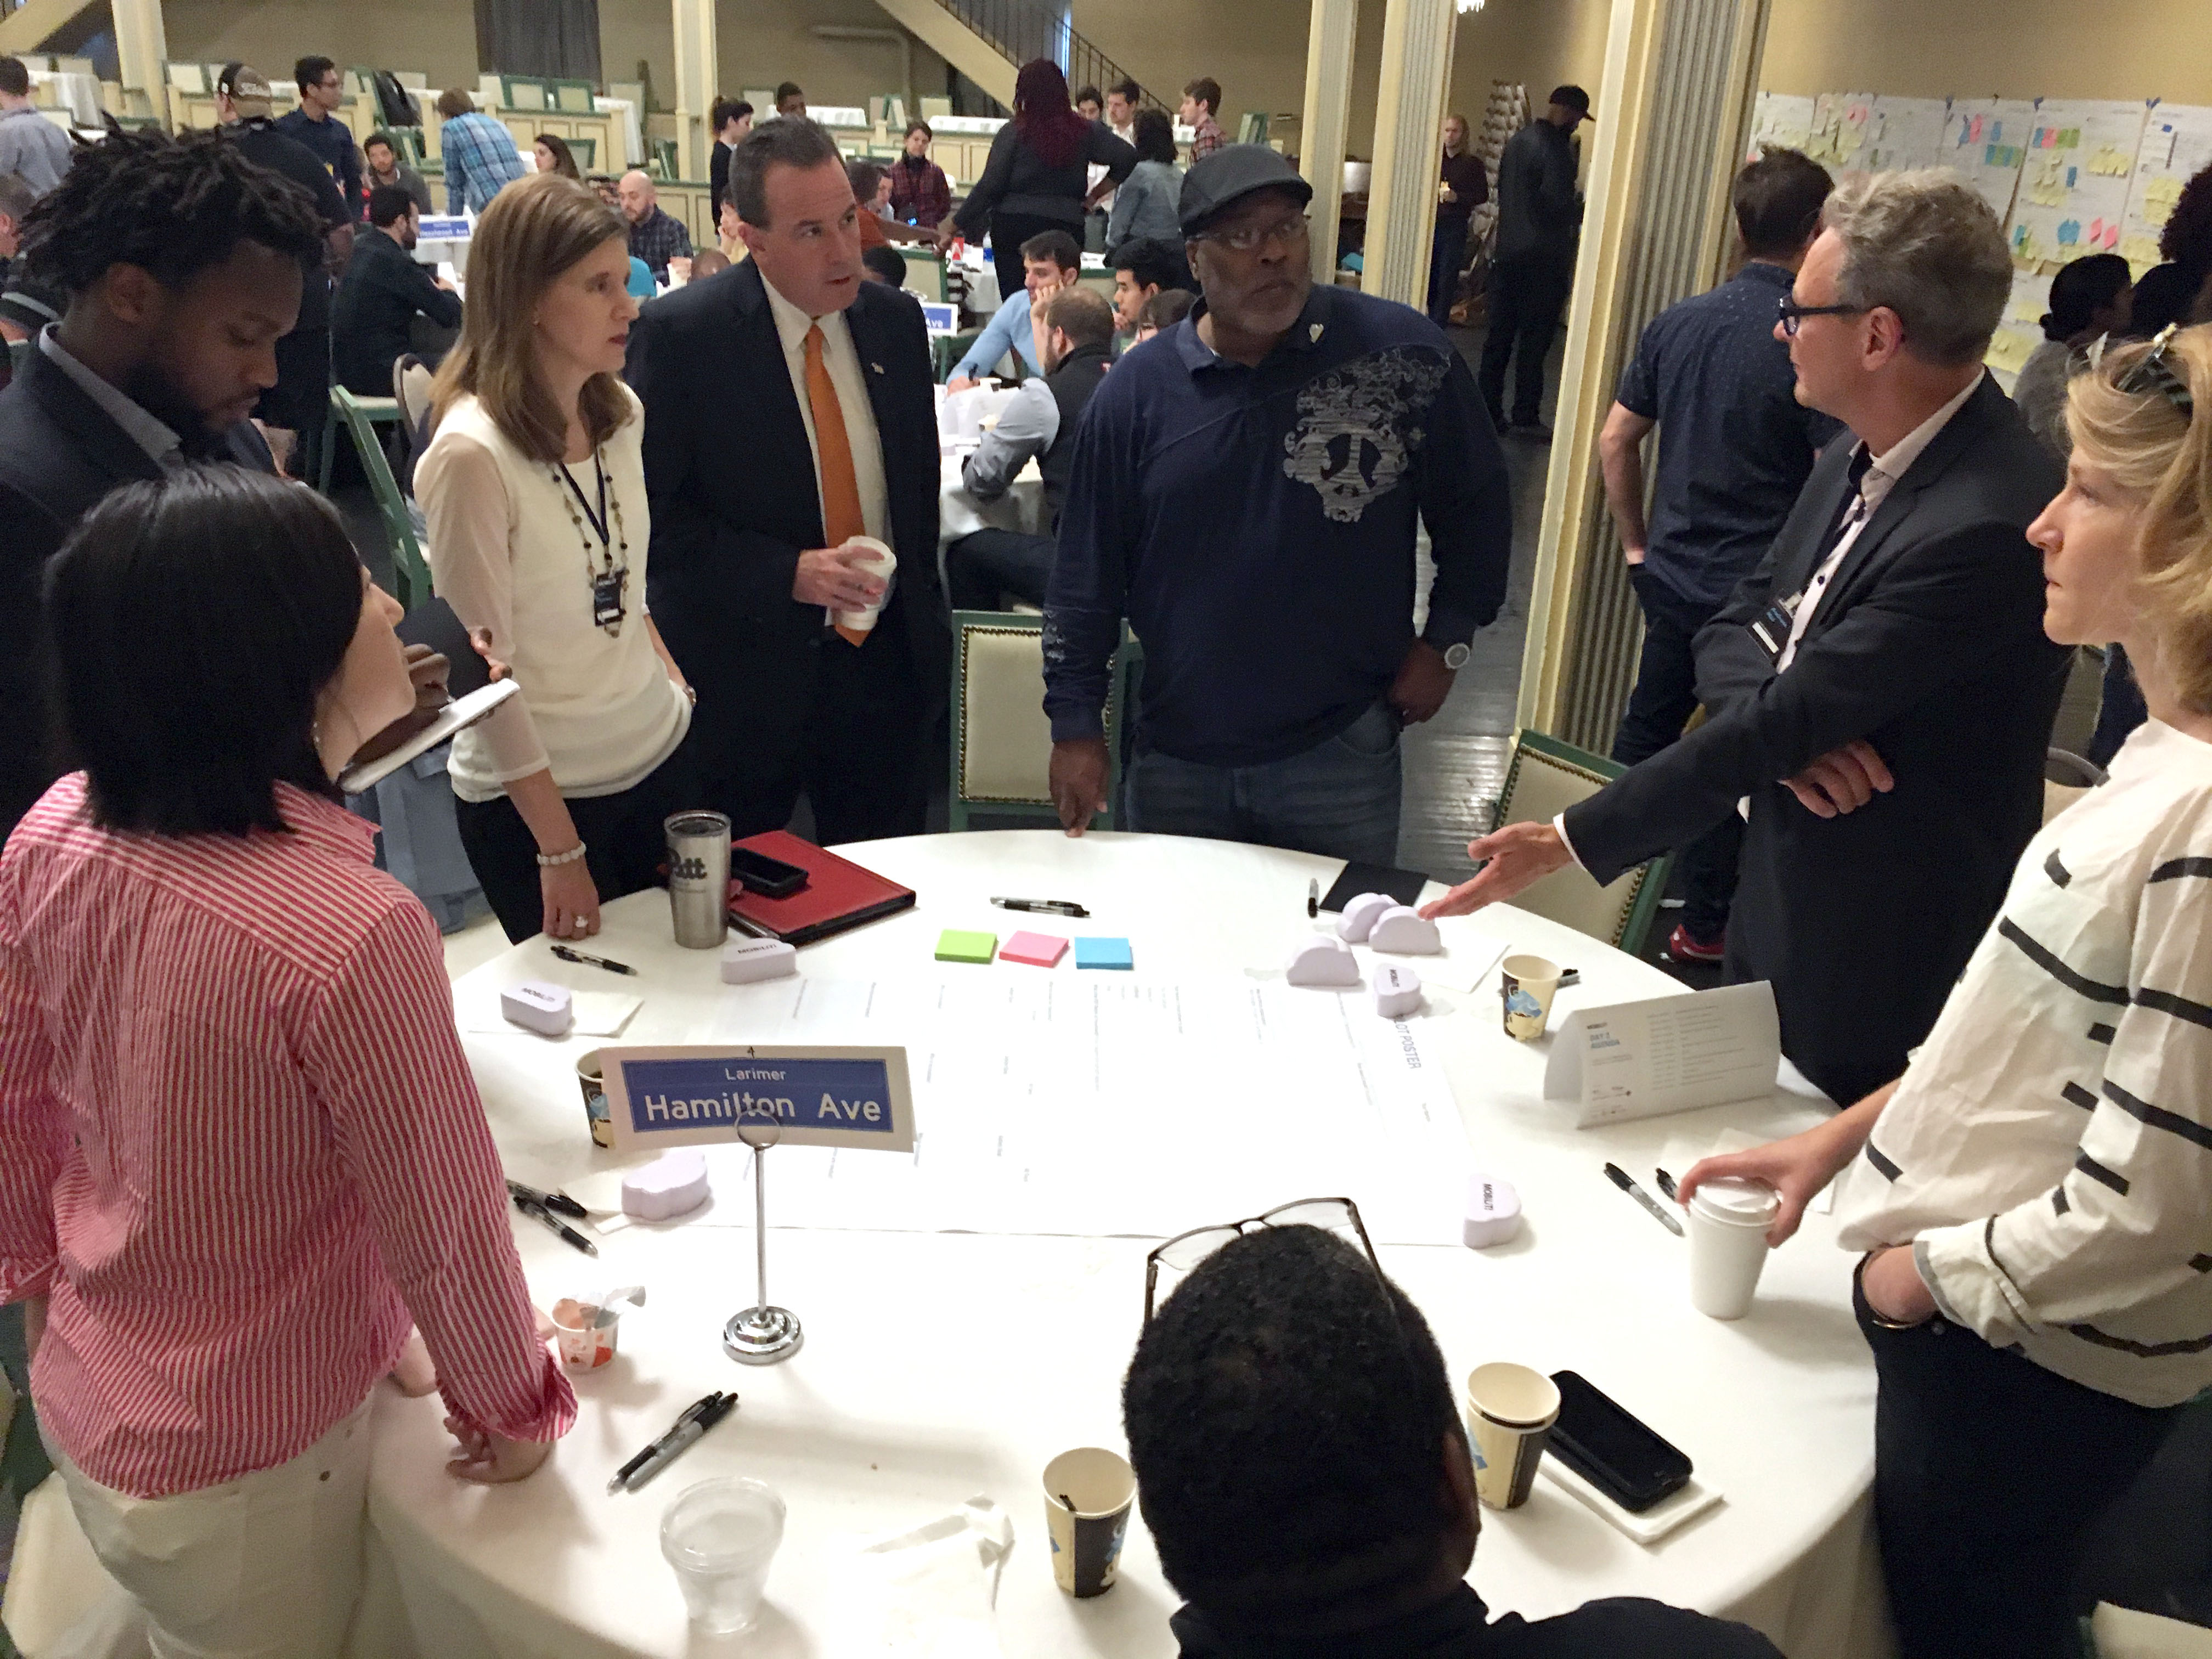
[364,834,1891,1659]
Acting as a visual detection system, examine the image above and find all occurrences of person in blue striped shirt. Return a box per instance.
[435,88,529,217]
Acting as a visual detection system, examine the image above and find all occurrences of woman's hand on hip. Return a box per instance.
[540,858,602,940]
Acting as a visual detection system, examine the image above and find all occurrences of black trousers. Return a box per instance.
[1478,254,1571,425]
[946,528,1055,612]
[1427,217,1470,328]
[986,210,1075,313]
[1613,565,1742,941]
[258,326,330,481]
[703,624,929,847]
[454,740,703,943]
[1858,1274,2182,1659]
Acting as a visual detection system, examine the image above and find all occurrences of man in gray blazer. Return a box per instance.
[1426,170,2068,1108]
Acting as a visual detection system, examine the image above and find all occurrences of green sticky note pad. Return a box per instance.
[935,929,998,964]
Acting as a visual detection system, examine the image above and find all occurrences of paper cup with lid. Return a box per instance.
[1685,1176,1781,1319]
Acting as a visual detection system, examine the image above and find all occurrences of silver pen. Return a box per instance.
[1604,1163,1684,1237]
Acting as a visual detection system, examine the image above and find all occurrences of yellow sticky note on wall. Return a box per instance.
[1985,332,2034,374]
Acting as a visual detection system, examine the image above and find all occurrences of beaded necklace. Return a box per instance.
[551,447,630,637]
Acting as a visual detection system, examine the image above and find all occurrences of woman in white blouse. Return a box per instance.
[419,172,698,943]
[1682,324,2212,1658]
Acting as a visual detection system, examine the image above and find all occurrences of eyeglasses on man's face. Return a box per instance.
[1194,214,1311,256]
[1776,294,1865,337]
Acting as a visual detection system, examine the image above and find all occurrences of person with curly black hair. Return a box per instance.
[1123,1224,1783,1656]
[0,125,327,839]
[2129,162,2212,338]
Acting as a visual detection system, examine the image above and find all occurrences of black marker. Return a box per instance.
[514,1193,598,1256]
[609,1393,737,1494]
[1307,878,1319,919]
[1604,1163,1684,1237]
[506,1178,588,1220]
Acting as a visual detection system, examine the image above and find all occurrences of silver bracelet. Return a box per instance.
[536,842,589,868]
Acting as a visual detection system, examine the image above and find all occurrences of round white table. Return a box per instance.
[363,833,1889,1659]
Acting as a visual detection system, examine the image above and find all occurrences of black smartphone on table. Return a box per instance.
[728,845,809,899]
[1546,1370,1693,1513]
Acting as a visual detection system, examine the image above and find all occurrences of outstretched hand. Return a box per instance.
[1418,820,1573,918]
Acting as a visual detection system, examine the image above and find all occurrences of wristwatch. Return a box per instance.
[1439,641,1472,671]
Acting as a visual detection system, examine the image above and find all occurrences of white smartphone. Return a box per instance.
[336,679,520,796]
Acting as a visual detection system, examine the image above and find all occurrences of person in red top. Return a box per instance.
[887,120,953,230]
[0,466,573,1655]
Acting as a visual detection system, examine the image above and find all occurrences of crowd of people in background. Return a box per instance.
[2,40,2212,1659]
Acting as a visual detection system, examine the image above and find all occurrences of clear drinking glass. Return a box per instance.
[660,1476,786,1635]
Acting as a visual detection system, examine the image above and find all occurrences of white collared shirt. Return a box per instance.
[760,273,890,550]
[40,326,182,469]
[1775,372,1982,670]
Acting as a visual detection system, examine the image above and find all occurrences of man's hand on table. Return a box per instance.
[445,1416,555,1484]
[1418,820,1573,918]
[1784,739,1893,819]
[1050,737,1110,836]
[947,375,980,394]
[1389,640,1457,725]
[793,543,889,610]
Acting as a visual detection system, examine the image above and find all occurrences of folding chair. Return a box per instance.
[329,386,433,608]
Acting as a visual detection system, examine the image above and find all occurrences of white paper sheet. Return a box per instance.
[669,975,1472,1245]
[1866,95,1949,174]
[1542,982,1781,1128]
[2006,100,2148,269]
[2121,104,2212,274]
[1985,267,2054,392]
[1746,92,1815,162]
[1939,98,2035,223]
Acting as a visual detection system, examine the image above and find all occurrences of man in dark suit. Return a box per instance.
[1424,171,2067,1107]
[627,116,947,844]
[0,128,325,840]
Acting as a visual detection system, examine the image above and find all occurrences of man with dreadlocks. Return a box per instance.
[0,127,329,838]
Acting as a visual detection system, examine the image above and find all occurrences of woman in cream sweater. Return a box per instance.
[419,172,698,942]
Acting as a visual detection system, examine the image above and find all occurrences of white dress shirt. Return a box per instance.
[1836,720,2212,1408]
[761,273,891,551]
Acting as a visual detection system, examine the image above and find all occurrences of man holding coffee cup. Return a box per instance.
[1123,1224,1781,1655]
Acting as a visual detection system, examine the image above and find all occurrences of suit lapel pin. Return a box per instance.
[870,362,884,375]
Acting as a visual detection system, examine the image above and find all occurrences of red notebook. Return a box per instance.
[725,831,915,946]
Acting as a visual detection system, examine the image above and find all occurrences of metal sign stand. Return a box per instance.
[724,1116,803,1364]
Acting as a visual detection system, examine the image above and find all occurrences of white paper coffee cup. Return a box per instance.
[832,537,896,638]
[1464,1362,1560,1509]
[1686,1177,1781,1319]
[1499,953,1562,1041]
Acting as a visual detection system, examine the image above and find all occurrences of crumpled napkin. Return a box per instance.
[827,1496,1015,1658]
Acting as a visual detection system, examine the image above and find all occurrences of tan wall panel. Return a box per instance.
[162,0,478,91]
[1758,0,2212,105]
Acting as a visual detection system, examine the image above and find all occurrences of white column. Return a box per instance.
[670,0,716,182]
[110,0,170,125]
[1362,0,1456,309]
[1297,0,1359,282]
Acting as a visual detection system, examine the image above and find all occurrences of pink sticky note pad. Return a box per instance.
[1000,930,1069,967]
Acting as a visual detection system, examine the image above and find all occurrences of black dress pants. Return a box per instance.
[1858,1273,2182,1658]
[1478,253,1571,425]
[703,624,929,847]
[454,739,703,943]
[1612,565,1742,942]
[946,528,1054,612]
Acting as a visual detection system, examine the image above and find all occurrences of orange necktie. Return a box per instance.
[804,324,872,646]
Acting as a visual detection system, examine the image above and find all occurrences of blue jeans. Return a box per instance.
[1121,701,1402,865]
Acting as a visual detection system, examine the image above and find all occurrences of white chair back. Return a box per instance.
[956,619,1054,805]
[2092,1604,2212,1658]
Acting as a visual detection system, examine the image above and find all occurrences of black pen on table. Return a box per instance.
[608,1392,738,1494]
[1306,878,1319,918]
[1604,1163,1684,1237]
[506,1177,588,1220]
[514,1193,598,1256]
[551,944,637,976]
[990,896,1090,918]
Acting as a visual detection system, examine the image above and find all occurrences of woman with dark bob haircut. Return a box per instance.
[0,467,572,1655]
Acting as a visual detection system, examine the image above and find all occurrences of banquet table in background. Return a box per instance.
[935,382,1046,568]
[360,833,1893,1659]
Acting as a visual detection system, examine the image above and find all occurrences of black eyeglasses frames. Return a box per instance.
[1143,1197,1384,1324]
[1776,294,1866,337]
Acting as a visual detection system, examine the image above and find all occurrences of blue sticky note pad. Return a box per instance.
[1075,936,1133,970]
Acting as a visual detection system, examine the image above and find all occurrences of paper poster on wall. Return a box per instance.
[2121,104,2212,275]
[1747,92,1816,162]
[1984,267,2055,393]
[2005,99,2148,270]
[1803,92,1875,173]
[1866,96,1948,174]
[1941,97,2035,223]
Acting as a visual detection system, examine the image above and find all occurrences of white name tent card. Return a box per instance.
[600,1044,917,1154]
[1542,982,1781,1127]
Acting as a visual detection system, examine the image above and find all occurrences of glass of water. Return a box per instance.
[660,1477,786,1635]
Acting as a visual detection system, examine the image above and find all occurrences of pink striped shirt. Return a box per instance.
[0,774,574,1498]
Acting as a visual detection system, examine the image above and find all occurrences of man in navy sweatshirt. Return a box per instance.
[1044,146,1512,864]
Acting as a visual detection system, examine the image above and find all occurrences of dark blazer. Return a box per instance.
[0,342,273,837]
[1563,374,2067,1105]
[624,259,948,783]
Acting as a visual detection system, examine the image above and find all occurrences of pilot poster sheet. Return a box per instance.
[682,975,1471,1245]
